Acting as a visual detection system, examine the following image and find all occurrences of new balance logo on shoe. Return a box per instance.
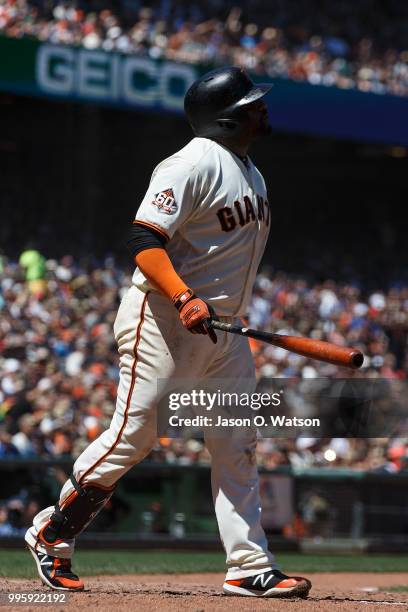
[39,555,53,567]
[253,573,274,588]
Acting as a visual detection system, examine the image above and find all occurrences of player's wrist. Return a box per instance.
[173,288,195,311]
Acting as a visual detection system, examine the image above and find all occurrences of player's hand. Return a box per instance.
[174,289,217,343]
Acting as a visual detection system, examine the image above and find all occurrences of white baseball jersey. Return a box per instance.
[132,137,270,316]
[27,137,276,581]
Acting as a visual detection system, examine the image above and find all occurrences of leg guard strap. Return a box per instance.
[40,475,116,545]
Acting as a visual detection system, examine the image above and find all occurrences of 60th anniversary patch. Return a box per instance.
[152,188,178,214]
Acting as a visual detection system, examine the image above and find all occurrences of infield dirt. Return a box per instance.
[2,572,408,611]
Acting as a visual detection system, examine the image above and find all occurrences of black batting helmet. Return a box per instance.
[184,66,272,138]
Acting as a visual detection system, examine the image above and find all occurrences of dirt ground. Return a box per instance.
[2,573,408,611]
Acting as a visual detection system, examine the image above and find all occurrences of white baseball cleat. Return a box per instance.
[25,531,84,591]
[223,569,312,598]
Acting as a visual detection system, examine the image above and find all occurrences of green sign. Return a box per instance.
[0,36,197,111]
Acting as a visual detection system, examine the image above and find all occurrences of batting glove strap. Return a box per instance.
[173,288,195,311]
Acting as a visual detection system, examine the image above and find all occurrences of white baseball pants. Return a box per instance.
[26,286,275,578]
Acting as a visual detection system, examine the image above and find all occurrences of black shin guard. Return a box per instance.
[40,475,115,545]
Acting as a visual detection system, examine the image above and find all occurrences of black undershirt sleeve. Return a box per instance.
[126,223,167,258]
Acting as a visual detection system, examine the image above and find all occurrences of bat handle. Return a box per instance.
[210,320,244,334]
[210,320,267,340]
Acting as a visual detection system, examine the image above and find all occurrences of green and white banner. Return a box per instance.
[0,36,197,111]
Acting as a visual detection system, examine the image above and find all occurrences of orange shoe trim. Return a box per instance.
[276,578,301,588]
[55,577,84,589]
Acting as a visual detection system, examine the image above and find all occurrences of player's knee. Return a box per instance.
[205,431,257,457]
[128,433,157,463]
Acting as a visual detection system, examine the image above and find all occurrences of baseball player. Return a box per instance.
[25,66,311,598]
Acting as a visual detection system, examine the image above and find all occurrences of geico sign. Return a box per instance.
[36,45,196,110]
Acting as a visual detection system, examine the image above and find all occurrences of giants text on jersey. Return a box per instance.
[133,137,270,317]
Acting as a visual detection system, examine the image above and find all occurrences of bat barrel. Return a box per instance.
[273,335,364,370]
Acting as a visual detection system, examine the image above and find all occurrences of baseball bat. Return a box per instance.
[209,321,364,369]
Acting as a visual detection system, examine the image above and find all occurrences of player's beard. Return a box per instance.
[244,107,272,141]
[218,107,271,149]
[242,113,271,142]
[257,108,272,137]
[259,120,272,137]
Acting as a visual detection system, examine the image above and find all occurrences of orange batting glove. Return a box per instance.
[173,289,217,344]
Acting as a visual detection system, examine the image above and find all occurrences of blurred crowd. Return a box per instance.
[0,490,40,536]
[0,0,407,96]
[1,251,408,475]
